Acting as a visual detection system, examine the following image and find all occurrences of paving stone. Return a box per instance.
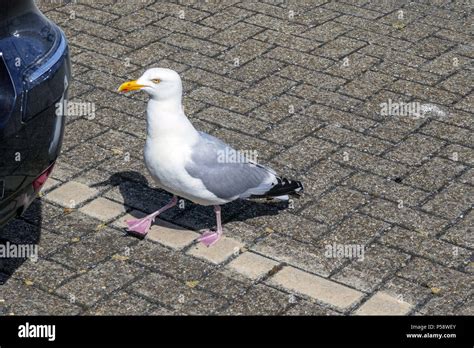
[189,86,258,114]
[265,46,334,71]
[221,283,291,315]
[199,6,254,29]
[340,70,395,100]
[292,85,362,112]
[79,197,127,222]
[420,120,473,146]
[284,300,340,315]
[355,291,413,315]
[346,172,428,207]
[210,21,263,46]
[71,33,130,59]
[255,29,318,52]
[183,67,248,94]
[187,237,243,265]
[229,57,285,83]
[301,20,352,41]
[61,142,111,170]
[104,181,177,217]
[146,219,200,250]
[240,75,297,103]
[243,207,329,244]
[301,187,367,224]
[57,3,119,23]
[278,65,346,90]
[130,271,228,314]
[227,252,279,280]
[49,227,134,270]
[0,278,81,315]
[155,16,215,39]
[439,144,474,166]
[380,226,471,269]
[307,104,376,131]
[438,70,473,96]
[335,147,409,179]
[397,257,472,305]
[316,125,391,155]
[440,211,473,249]
[130,241,215,281]
[384,133,445,166]
[404,157,466,192]
[245,13,307,34]
[422,183,474,220]
[195,106,267,135]
[197,270,253,301]
[45,182,99,208]
[331,244,409,293]
[261,113,323,146]
[86,291,166,315]
[251,233,340,277]
[273,137,339,172]
[269,266,364,310]
[249,94,311,123]
[11,258,75,291]
[361,198,448,236]
[414,36,456,60]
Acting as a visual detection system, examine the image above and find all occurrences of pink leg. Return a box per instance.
[126,196,178,237]
[198,205,223,247]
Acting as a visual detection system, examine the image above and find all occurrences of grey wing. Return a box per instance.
[185,132,277,200]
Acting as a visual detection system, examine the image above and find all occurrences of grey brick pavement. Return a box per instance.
[0,0,472,316]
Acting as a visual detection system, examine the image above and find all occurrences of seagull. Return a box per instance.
[117,68,303,247]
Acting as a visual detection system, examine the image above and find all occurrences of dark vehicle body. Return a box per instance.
[0,0,70,227]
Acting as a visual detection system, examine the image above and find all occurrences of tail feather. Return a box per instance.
[251,177,303,199]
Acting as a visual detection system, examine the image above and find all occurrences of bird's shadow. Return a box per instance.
[93,171,289,231]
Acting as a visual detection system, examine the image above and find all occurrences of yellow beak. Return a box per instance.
[117,80,146,92]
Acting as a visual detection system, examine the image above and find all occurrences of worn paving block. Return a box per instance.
[269,266,364,310]
[56,260,144,307]
[220,283,291,315]
[146,219,200,250]
[315,125,391,155]
[397,257,472,301]
[187,237,243,264]
[422,183,474,220]
[197,270,253,301]
[79,197,127,222]
[130,242,215,281]
[440,211,473,249]
[331,244,409,293]
[45,181,98,208]
[346,172,428,207]
[380,226,471,269]
[129,272,228,314]
[273,136,339,172]
[355,291,413,315]
[251,233,338,277]
[49,227,135,270]
[86,291,167,315]
[361,198,448,236]
[404,157,466,192]
[0,278,81,315]
[227,252,279,280]
[301,187,367,224]
[384,133,445,166]
[284,300,340,315]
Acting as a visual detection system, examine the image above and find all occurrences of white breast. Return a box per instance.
[144,134,227,206]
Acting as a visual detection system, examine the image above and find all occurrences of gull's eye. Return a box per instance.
[151,78,160,84]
